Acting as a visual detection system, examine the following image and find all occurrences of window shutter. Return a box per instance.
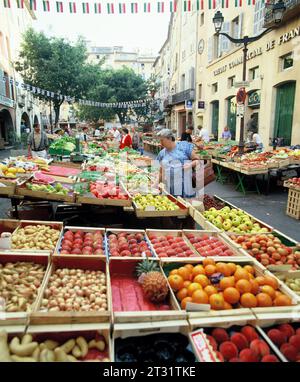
[0,69,5,97]
[190,67,195,89]
[208,37,213,63]
[219,22,230,56]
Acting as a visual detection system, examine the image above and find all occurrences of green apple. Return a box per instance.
[232,216,241,227]
[238,224,248,232]
[223,219,232,231]
[213,219,223,229]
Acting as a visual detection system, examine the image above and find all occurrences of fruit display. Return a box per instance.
[90,181,129,200]
[115,333,196,362]
[107,231,152,258]
[110,260,170,312]
[203,206,269,233]
[285,178,300,190]
[26,182,71,196]
[0,261,46,313]
[40,268,107,312]
[0,330,110,362]
[122,173,159,195]
[276,272,300,296]
[203,194,225,210]
[133,194,180,211]
[0,164,26,178]
[264,323,300,362]
[59,229,104,256]
[147,232,195,258]
[204,325,280,362]
[229,234,300,269]
[166,260,293,310]
[11,224,61,251]
[184,232,235,257]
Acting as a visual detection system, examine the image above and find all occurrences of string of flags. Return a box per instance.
[2,75,152,109]
[4,0,259,13]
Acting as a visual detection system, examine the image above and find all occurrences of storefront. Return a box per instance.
[0,99,15,146]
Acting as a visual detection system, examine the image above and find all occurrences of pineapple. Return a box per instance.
[136,259,169,303]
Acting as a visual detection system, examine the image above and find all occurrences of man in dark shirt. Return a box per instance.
[181,127,193,142]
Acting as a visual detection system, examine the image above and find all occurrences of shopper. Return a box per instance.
[120,127,133,149]
[221,126,232,141]
[156,129,200,198]
[198,126,210,143]
[132,129,139,150]
[181,126,193,142]
[93,126,101,138]
[137,132,144,155]
[251,130,264,151]
[112,127,121,145]
[79,126,89,142]
[27,123,49,159]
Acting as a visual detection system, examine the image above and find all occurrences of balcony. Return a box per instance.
[170,89,195,106]
[264,0,300,27]
[0,94,15,108]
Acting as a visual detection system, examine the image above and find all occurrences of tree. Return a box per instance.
[78,67,148,124]
[15,28,99,126]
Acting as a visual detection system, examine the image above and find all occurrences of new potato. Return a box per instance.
[11,225,60,250]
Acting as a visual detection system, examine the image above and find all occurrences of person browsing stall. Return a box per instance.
[181,126,193,142]
[120,127,133,149]
[221,126,232,141]
[27,123,49,159]
[251,130,264,152]
[198,126,210,143]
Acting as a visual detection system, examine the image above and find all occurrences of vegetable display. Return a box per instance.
[107,231,152,258]
[49,137,76,154]
[11,225,61,251]
[0,262,46,312]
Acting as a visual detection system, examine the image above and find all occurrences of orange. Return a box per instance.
[203,258,215,267]
[192,265,206,277]
[177,266,191,281]
[261,285,276,300]
[224,301,233,310]
[275,291,283,299]
[227,263,237,275]
[205,264,217,276]
[249,279,260,295]
[187,282,202,297]
[209,293,225,310]
[216,263,231,277]
[170,269,178,276]
[219,276,235,290]
[204,285,218,296]
[248,273,255,280]
[181,297,193,309]
[256,293,273,307]
[223,287,240,304]
[183,280,192,288]
[176,288,188,301]
[255,276,266,286]
[184,264,194,272]
[193,274,210,288]
[235,279,252,294]
[263,276,279,290]
[244,265,255,275]
[234,268,250,281]
[240,293,257,308]
[192,289,209,304]
[168,274,184,291]
[274,295,292,307]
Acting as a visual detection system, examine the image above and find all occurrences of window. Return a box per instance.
[219,22,230,56]
[250,66,259,80]
[228,76,235,88]
[213,34,220,60]
[200,12,204,26]
[254,0,266,36]
[212,82,218,94]
[232,15,243,47]
[181,74,186,91]
[198,84,203,99]
[208,37,213,63]
[281,53,294,70]
[4,71,10,98]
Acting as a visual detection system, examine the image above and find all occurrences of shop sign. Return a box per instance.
[185,100,193,110]
[0,95,15,108]
[198,101,205,109]
[237,104,245,117]
[248,91,260,107]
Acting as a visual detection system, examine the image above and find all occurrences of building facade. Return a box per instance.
[87,46,156,80]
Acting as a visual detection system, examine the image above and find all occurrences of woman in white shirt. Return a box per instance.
[252,130,263,151]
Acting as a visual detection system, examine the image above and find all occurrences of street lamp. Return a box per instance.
[212,1,285,154]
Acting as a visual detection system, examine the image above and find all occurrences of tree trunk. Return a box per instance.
[54,102,60,128]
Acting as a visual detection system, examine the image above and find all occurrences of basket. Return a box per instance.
[286,188,300,220]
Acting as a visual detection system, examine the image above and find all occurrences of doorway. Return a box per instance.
[178,112,186,137]
[211,101,219,139]
[227,96,237,140]
[0,109,14,144]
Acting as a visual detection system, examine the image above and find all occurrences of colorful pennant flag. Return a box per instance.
[235,0,243,6]
[157,1,164,13]
[208,0,216,9]
[16,0,24,8]
[42,0,50,11]
[248,0,256,4]
[69,1,76,13]
[107,2,114,13]
[143,2,151,12]
[82,2,90,13]
[118,2,126,13]
[183,0,191,12]
[131,2,138,13]
[222,0,229,7]
[169,0,177,12]
[56,1,63,12]
[29,0,36,10]
[3,0,10,8]
[94,2,101,13]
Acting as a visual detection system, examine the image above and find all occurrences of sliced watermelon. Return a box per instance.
[33,171,55,184]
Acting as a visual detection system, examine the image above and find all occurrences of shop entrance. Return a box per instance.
[211,101,219,139]
[274,81,296,146]
[178,111,186,137]
[227,96,237,140]
[0,108,14,145]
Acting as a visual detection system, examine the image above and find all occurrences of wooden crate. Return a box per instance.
[106,228,156,261]
[76,188,132,207]
[30,256,111,325]
[54,226,106,259]
[192,210,220,231]
[0,179,16,196]
[16,182,75,203]
[109,259,186,324]
[0,252,50,326]
[25,323,112,362]
[252,309,300,328]
[133,194,189,218]
[182,229,248,261]
[145,229,197,262]
[286,188,300,220]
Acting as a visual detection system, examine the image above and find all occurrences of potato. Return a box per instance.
[9,337,38,357]
[0,331,11,362]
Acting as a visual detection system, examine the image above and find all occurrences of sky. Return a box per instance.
[33,10,170,55]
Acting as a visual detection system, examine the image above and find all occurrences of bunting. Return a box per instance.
[131,2,138,13]
[143,2,151,12]
[184,0,191,12]
[157,1,164,13]
[3,0,10,7]
[69,1,76,13]
[94,2,101,13]
[29,0,36,10]
[16,0,24,8]
[42,0,50,11]
[107,2,114,13]
[56,1,63,12]
[169,0,177,12]
[82,2,89,13]
[118,2,126,13]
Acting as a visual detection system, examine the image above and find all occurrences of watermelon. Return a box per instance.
[33,171,55,184]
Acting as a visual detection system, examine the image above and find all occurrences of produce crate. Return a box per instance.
[16,181,75,203]
[113,320,195,362]
[286,188,300,220]
[253,308,300,327]
[25,323,112,362]
[109,259,186,324]
[0,179,16,196]
[76,183,132,207]
[274,270,300,302]
[192,209,219,231]
[54,226,106,259]
[106,228,156,261]
[10,220,63,254]
[0,219,20,234]
[30,256,111,325]
[145,229,197,261]
[0,252,50,326]
[182,229,248,261]
[133,194,189,218]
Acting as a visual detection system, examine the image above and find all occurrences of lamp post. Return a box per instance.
[212,0,286,154]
